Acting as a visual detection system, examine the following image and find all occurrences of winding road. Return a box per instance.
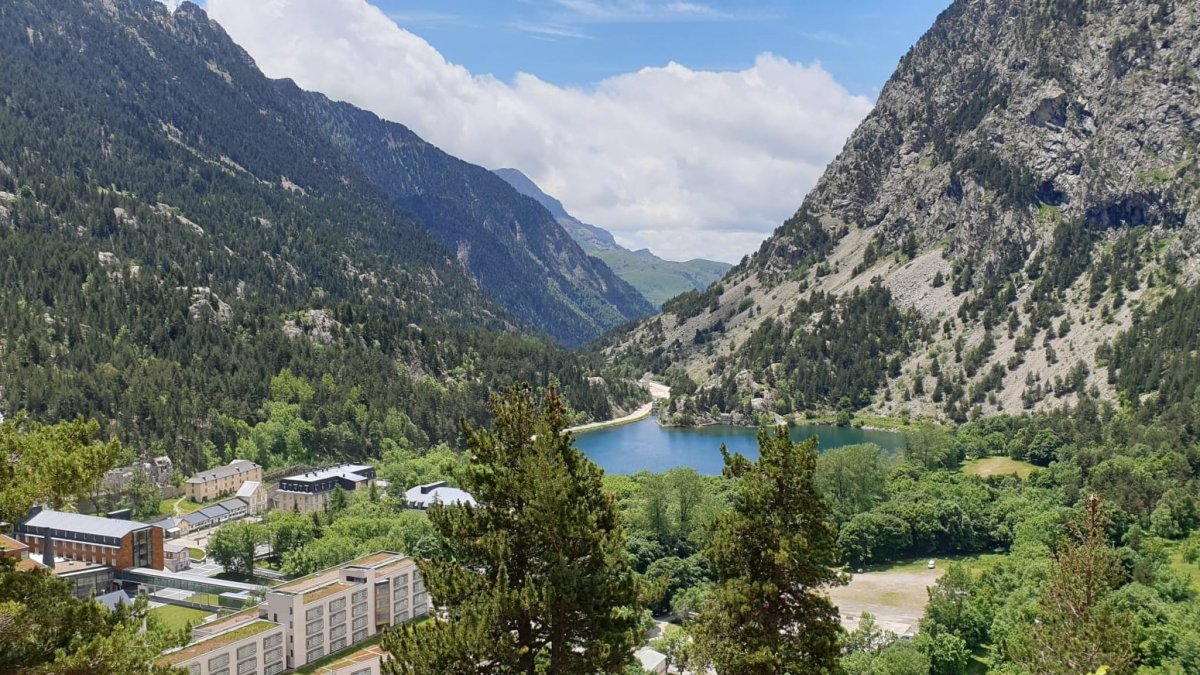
[566,377,671,434]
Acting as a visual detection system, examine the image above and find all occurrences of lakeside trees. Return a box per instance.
[691,430,845,674]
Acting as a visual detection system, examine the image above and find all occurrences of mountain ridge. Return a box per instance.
[493,167,731,307]
[605,0,1200,424]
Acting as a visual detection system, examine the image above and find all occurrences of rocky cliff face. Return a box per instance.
[609,0,1200,423]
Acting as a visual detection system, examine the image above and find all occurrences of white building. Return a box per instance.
[403,481,476,510]
[264,551,429,670]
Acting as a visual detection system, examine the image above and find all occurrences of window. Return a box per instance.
[208,654,229,670]
[330,624,346,639]
[209,670,229,675]
[352,669,373,675]
[264,647,283,664]
[188,665,201,675]
[265,663,285,675]
[352,615,367,631]
[306,606,323,621]
[330,637,347,652]
[237,658,257,675]
[236,643,256,660]
[413,604,428,617]
[330,610,346,626]
[351,602,367,617]
[306,618,324,636]
[306,633,324,649]
[306,647,325,663]
[263,634,283,649]
[394,598,408,612]
[329,597,346,612]
[395,610,409,623]
[393,585,408,600]
[352,629,368,643]
[351,589,367,603]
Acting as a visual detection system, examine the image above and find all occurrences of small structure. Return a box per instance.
[236,480,269,515]
[164,542,191,572]
[1,533,41,572]
[185,459,262,503]
[635,646,668,674]
[403,481,476,510]
[182,498,250,533]
[95,589,137,612]
[152,516,185,538]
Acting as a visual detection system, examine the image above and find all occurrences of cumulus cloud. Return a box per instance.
[206,0,871,262]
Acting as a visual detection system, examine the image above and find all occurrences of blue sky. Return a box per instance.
[206,0,953,262]
[377,1,950,96]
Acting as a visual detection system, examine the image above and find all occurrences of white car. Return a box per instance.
[927,559,936,569]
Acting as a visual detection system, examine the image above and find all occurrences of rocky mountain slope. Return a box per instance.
[494,168,731,307]
[607,0,1200,424]
[0,0,640,469]
[278,95,654,348]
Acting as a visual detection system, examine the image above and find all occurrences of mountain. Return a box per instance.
[0,0,642,470]
[606,0,1200,424]
[494,168,732,307]
[278,95,654,348]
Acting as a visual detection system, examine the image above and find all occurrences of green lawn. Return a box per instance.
[963,456,1038,480]
[188,548,206,561]
[156,497,205,518]
[150,604,212,631]
[1167,546,1200,593]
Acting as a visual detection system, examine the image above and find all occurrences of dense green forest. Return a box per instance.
[0,0,645,473]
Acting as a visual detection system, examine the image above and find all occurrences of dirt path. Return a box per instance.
[565,378,670,434]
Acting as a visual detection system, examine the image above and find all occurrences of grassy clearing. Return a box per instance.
[1166,545,1200,593]
[188,548,206,561]
[150,604,212,631]
[963,456,1038,480]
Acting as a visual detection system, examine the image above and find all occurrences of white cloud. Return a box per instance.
[206,0,871,263]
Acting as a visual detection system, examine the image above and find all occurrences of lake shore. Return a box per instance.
[566,378,670,435]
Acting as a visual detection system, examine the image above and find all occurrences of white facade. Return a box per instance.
[264,552,429,670]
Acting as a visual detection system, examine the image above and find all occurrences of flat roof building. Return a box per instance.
[265,551,427,670]
[403,481,476,510]
[157,618,287,675]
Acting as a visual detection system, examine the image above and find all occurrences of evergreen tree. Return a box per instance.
[691,428,845,674]
[1006,495,1137,674]
[384,386,641,674]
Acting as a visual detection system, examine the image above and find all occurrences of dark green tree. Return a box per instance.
[691,428,845,674]
[207,521,265,577]
[384,386,641,674]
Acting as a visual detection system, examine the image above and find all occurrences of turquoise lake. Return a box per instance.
[573,416,906,475]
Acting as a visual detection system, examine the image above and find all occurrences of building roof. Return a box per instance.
[186,459,259,485]
[282,464,373,484]
[217,498,247,512]
[235,480,262,498]
[274,551,407,594]
[405,484,476,509]
[182,512,208,526]
[20,509,151,539]
[158,620,279,666]
[95,590,136,611]
[0,534,26,552]
[152,517,181,531]
[164,543,187,554]
[635,647,668,672]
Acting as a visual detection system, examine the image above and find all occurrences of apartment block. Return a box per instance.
[265,551,428,670]
[186,459,262,503]
[271,465,376,515]
[158,616,288,675]
[15,507,163,571]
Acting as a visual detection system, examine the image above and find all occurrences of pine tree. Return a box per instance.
[383,386,641,674]
[691,428,845,674]
[1006,494,1137,674]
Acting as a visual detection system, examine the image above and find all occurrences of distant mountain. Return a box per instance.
[281,95,654,348]
[0,0,637,469]
[494,168,731,307]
